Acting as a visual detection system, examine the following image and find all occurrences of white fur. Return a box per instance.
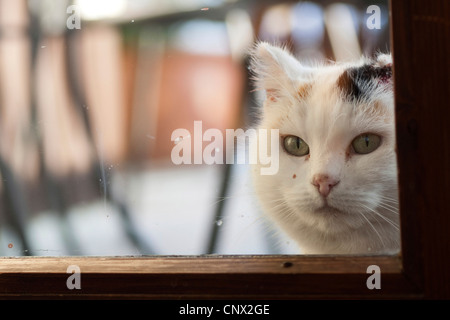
[250,43,399,254]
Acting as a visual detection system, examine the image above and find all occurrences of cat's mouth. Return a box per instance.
[315,202,344,215]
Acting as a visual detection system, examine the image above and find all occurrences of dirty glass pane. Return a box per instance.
[0,0,395,256]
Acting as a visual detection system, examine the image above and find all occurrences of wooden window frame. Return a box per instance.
[0,0,449,299]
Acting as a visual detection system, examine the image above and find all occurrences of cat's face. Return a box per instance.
[250,43,399,254]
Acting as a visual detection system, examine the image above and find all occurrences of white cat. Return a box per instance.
[249,42,399,254]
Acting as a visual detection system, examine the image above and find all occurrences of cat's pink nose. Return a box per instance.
[312,174,340,197]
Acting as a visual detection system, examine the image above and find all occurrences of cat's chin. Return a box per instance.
[314,203,345,216]
[297,200,366,234]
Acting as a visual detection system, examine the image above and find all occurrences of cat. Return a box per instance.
[249,42,399,254]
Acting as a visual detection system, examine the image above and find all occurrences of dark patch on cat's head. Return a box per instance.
[337,63,392,101]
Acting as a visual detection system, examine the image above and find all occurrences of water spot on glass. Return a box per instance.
[216,220,223,226]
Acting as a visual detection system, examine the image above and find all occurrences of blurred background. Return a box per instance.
[0,0,389,256]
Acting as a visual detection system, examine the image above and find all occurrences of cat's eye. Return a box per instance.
[283,135,310,157]
[351,133,381,154]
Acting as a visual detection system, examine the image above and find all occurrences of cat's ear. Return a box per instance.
[375,53,392,68]
[250,42,306,102]
[337,53,393,101]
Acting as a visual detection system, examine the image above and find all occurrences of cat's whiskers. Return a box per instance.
[211,192,257,207]
[359,203,399,230]
[268,200,292,214]
[378,195,399,205]
[277,205,299,224]
[376,202,399,215]
[356,209,386,247]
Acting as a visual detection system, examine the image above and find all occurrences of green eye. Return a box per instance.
[351,133,381,154]
[283,135,310,157]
